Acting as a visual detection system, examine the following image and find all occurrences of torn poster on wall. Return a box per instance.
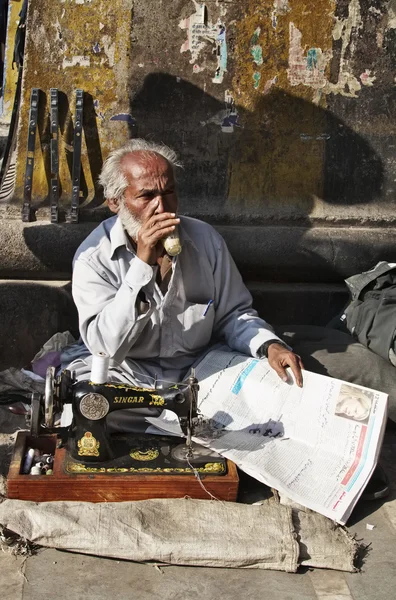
[287,23,331,90]
[213,23,227,84]
[287,0,375,99]
[271,0,290,30]
[250,27,263,66]
[200,90,238,133]
[179,1,228,83]
[360,69,376,86]
[62,55,91,68]
[250,27,263,90]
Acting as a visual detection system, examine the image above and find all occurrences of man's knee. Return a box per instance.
[277,325,396,423]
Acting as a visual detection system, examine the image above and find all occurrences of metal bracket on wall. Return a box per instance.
[21,88,39,222]
[49,88,59,223]
[67,88,83,224]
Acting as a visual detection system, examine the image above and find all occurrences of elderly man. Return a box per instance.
[67,138,392,496]
[70,139,303,397]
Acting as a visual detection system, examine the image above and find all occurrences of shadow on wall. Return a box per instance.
[20,73,384,221]
[21,74,386,285]
[15,75,388,365]
[129,73,384,221]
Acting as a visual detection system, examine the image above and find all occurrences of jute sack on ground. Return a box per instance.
[0,497,358,572]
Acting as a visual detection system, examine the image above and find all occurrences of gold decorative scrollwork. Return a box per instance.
[129,448,160,461]
[66,462,106,474]
[148,394,165,406]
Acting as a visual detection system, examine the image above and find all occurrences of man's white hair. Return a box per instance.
[99,139,182,201]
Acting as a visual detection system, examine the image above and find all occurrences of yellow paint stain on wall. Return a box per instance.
[227,0,335,214]
[13,0,133,207]
[2,0,21,123]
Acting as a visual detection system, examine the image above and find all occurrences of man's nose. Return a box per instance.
[154,194,165,214]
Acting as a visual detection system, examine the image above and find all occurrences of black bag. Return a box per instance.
[337,261,396,365]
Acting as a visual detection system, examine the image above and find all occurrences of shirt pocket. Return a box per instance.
[182,301,215,352]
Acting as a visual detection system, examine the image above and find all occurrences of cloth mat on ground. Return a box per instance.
[0,367,45,394]
[0,497,359,572]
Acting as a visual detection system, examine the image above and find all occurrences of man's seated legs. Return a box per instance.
[277,325,396,424]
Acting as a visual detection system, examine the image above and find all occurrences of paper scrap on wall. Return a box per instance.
[179,2,227,83]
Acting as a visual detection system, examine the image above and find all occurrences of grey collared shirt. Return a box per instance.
[72,215,281,370]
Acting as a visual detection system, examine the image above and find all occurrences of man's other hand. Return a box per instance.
[267,343,304,387]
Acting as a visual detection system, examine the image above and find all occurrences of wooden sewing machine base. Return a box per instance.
[7,432,239,502]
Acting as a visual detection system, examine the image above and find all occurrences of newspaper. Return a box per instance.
[147,349,388,524]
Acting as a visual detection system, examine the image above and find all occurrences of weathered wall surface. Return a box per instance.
[11,0,133,212]
[1,0,21,123]
[1,0,396,367]
[129,0,396,224]
[6,0,396,225]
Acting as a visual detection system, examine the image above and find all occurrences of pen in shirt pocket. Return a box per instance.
[203,299,213,317]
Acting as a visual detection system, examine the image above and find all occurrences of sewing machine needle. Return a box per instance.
[186,425,193,457]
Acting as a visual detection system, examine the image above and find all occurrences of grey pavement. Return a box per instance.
[0,420,395,600]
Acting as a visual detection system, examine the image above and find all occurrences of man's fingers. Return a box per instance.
[281,353,303,387]
[273,361,303,387]
[148,224,178,242]
[144,215,179,237]
[146,199,161,219]
[289,360,303,388]
[268,349,304,387]
[149,216,180,230]
[147,212,178,227]
[142,219,179,243]
[143,199,177,227]
[295,355,305,386]
[271,363,289,383]
[137,210,180,263]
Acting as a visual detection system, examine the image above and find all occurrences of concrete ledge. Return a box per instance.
[249,282,347,327]
[0,221,395,282]
[222,225,396,282]
[0,221,95,278]
[0,280,78,369]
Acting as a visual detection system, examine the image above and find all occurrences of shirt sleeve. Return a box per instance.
[72,255,156,361]
[211,233,285,357]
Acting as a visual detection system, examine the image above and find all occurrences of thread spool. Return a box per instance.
[22,447,35,474]
[90,352,110,384]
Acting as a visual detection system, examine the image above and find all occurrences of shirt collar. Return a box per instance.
[109,214,198,258]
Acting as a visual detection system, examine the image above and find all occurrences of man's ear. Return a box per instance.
[107,197,120,214]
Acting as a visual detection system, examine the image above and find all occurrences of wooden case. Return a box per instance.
[7,431,239,502]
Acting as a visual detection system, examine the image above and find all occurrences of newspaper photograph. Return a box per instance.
[148,349,388,524]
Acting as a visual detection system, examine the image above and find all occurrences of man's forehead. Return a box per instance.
[121,151,174,184]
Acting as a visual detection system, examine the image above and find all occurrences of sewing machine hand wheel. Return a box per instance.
[29,366,56,436]
[30,392,41,437]
[44,366,56,428]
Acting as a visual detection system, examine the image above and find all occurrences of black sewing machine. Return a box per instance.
[24,365,227,476]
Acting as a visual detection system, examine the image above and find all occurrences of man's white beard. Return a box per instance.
[118,201,142,241]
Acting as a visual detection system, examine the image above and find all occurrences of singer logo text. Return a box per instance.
[114,396,145,404]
